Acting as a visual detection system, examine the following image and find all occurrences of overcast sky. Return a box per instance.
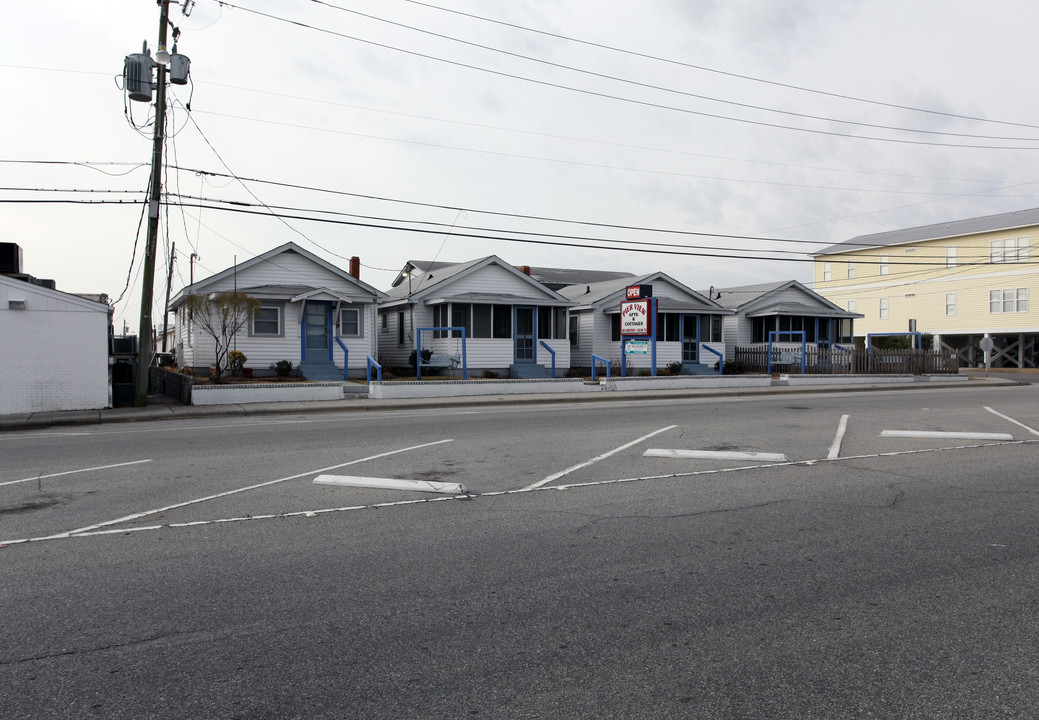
[5,0,1039,331]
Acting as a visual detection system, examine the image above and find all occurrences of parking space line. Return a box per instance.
[314,475,468,494]
[984,406,1039,436]
[50,439,454,540]
[827,415,850,460]
[522,425,678,491]
[881,430,1014,441]
[0,459,153,489]
[8,438,1036,548]
[644,449,788,462]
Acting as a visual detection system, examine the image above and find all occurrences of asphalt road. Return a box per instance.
[2,384,1038,718]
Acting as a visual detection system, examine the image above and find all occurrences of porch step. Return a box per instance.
[299,361,343,381]
[509,363,551,379]
[682,362,720,375]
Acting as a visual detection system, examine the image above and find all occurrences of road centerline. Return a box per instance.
[0,459,154,489]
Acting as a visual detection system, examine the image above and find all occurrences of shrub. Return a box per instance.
[665,361,683,376]
[482,369,500,379]
[227,350,247,377]
[270,360,294,377]
[408,349,433,368]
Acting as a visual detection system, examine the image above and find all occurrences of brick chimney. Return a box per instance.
[349,256,361,279]
[520,265,531,275]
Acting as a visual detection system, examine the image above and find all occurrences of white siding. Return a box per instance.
[0,279,110,413]
[443,264,540,297]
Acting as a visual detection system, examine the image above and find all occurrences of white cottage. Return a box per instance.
[710,280,861,356]
[559,272,731,373]
[0,272,112,414]
[378,257,573,377]
[170,243,386,379]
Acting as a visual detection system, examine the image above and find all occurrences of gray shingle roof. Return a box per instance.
[815,207,1039,256]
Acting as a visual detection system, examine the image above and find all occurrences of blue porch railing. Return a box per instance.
[702,345,724,375]
[366,355,382,382]
[334,337,349,381]
[538,340,557,378]
[591,354,611,381]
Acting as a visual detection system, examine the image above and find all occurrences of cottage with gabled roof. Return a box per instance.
[170,242,386,379]
[559,272,731,373]
[378,256,573,377]
[710,280,860,357]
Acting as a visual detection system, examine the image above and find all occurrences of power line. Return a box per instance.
[404,0,1039,132]
[211,0,1039,151]
[313,0,1039,143]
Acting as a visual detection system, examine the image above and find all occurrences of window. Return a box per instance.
[538,306,553,339]
[847,300,857,313]
[823,262,832,282]
[880,255,890,276]
[452,303,471,338]
[990,288,1029,313]
[492,305,511,339]
[252,305,281,336]
[569,315,579,347]
[338,307,361,337]
[432,304,447,338]
[944,293,957,316]
[710,314,723,343]
[946,246,957,268]
[554,307,567,340]
[610,314,621,342]
[991,237,1030,264]
[656,314,680,342]
[381,313,387,330]
[472,304,492,338]
[879,297,889,320]
[397,310,405,345]
[847,262,856,279]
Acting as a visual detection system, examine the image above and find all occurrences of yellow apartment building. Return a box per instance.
[812,208,1039,368]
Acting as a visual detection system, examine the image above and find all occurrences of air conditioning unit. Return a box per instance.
[0,242,22,274]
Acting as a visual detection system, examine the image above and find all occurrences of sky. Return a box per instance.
[5,0,1039,334]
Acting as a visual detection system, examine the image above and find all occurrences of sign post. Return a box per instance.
[620,285,657,376]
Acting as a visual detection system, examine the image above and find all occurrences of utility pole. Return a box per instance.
[162,241,176,353]
[134,0,171,406]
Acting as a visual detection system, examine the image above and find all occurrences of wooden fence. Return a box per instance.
[732,347,959,375]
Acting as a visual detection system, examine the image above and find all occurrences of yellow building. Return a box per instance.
[812,208,1039,368]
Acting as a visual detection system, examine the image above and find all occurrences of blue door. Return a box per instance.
[514,307,535,362]
[303,302,331,362]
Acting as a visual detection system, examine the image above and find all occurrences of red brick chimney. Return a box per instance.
[349,256,361,279]
[520,265,531,275]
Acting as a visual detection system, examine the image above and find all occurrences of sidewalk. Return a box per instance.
[0,375,1023,431]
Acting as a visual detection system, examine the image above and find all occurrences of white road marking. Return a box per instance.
[0,459,153,488]
[314,475,468,495]
[644,449,788,462]
[881,430,1014,441]
[828,414,850,460]
[45,439,454,540]
[523,425,678,491]
[984,406,1039,436]
[5,438,1035,547]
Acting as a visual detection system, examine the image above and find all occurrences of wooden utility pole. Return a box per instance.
[134,0,171,406]
[161,241,176,353]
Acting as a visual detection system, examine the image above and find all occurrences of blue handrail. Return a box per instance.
[702,344,724,375]
[538,340,556,378]
[334,337,349,381]
[366,355,382,382]
[591,354,611,380]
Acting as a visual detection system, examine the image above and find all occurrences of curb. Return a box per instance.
[0,377,1023,431]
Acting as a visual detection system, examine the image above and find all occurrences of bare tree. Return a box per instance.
[183,292,260,381]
